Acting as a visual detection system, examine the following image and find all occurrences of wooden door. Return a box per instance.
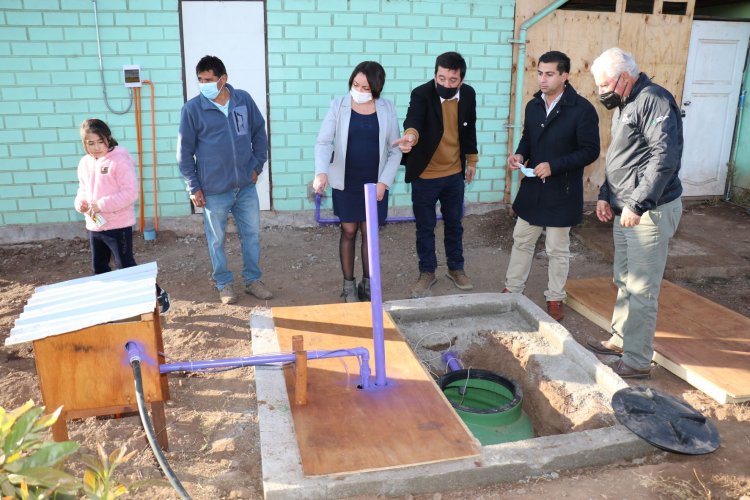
[680,21,750,196]
[180,0,271,210]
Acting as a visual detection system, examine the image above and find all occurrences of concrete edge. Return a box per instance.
[249,308,307,498]
[383,292,516,320]
[250,299,655,499]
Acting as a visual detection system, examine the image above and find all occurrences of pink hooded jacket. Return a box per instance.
[74,146,138,232]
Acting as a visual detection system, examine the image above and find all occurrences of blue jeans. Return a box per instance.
[203,184,262,290]
[411,173,465,273]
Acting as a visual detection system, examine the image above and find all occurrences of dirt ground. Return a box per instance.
[1,201,749,499]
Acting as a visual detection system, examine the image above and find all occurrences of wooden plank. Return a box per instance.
[511,1,695,203]
[271,302,479,476]
[33,319,166,412]
[619,11,693,105]
[566,277,750,404]
[512,3,621,202]
[33,317,170,447]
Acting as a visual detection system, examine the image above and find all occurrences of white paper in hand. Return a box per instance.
[518,164,536,177]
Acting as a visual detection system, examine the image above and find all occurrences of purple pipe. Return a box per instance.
[315,193,427,225]
[442,351,463,372]
[364,183,387,387]
[151,346,372,389]
[126,340,142,363]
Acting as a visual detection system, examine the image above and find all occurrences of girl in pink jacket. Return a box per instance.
[74,118,170,313]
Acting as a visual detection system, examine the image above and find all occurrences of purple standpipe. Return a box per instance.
[364,183,387,387]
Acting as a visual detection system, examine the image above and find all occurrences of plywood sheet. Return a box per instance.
[33,316,168,413]
[566,277,750,403]
[271,302,479,476]
[510,0,695,202]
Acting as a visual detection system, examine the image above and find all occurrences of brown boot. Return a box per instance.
[446,269,473,290]
[411,272,437,298]
[546,300,564,321]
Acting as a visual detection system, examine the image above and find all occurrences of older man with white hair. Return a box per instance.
[586,47,683,379]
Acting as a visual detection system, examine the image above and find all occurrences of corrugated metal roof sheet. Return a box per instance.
[6,262,158,346]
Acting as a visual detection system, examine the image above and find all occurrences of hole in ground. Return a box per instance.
[394,303,617,440]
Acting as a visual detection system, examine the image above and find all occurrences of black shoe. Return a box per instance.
[157,289,171,314]
[609,359,651,379]
[586,338,623,356]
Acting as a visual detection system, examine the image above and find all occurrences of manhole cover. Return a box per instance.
[612,387,720,455]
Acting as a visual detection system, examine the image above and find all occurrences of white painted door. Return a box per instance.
[181,1,271,210]
[680,21,750,196]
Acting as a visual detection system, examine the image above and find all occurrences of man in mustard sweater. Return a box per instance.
[395,52,479,298]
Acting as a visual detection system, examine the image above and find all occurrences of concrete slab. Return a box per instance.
[251,294,654,499]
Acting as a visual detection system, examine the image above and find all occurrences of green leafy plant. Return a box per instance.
[1,400,80,499]
[80,444,135,500]
[1,401,152,500]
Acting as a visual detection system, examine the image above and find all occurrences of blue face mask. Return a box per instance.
[198,80,223,100]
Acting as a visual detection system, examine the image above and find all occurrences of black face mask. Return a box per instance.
[435,82,459,100]
[599,75,622,110]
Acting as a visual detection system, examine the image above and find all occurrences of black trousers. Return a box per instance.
[89,226,136,274]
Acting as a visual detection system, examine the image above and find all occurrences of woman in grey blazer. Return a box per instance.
[313,61,402,302]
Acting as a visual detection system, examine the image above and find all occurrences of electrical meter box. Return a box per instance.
[123,65,142,87]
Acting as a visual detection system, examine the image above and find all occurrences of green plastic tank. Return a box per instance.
[438,368,534,446]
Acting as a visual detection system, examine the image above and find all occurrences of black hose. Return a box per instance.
[128,348,191,499]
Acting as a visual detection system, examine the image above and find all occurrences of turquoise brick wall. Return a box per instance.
[0,0,185,227]
[266,0,515,212]
[2,0,516,229]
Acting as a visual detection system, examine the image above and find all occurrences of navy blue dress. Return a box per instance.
[332,110,388,224]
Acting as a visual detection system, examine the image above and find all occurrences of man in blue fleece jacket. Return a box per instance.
[178,55,272,304]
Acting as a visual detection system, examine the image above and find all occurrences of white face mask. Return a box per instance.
[199,80,223,100]
[350,87,373,104]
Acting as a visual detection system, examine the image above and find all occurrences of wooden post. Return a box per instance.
[50,418,69,442]
[292,335,308,406]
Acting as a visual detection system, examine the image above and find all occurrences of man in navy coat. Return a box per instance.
[504,51,600,321]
